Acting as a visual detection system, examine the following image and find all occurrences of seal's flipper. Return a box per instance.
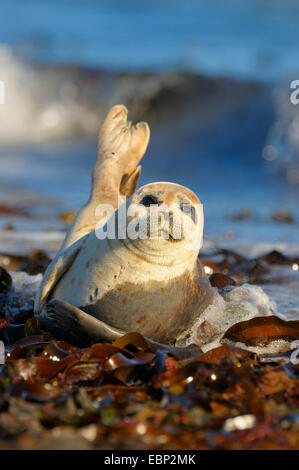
[34,239,83,315]
[60,105,150,250]
[43,299,125,347]
[42,300,202,360]
[98,105,150,183]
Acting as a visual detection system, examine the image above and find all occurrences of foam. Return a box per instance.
[7,272,42,317]
[176,284,276,351]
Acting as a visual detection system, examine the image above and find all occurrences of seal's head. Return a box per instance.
[123,182,204,264]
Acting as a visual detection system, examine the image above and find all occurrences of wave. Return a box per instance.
[1,42,299,190]
[264,75,299,184]
[0,44,185,144]
[0,44,109,144]
[0,44,263,145]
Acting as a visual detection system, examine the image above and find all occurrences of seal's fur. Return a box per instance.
[34,105,213,347]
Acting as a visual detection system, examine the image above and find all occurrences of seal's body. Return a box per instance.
[34,106,213,347]
[35,182,213,344]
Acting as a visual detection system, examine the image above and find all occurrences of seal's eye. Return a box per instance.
[140,195,160,206]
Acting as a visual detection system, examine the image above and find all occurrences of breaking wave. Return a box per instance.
[0,43,264,146]
[0,44,186,144]
[1,43,299,190]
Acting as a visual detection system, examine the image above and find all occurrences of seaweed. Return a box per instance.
[0,248,298,449]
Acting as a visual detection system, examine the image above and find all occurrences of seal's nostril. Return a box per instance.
[140,195,160,206]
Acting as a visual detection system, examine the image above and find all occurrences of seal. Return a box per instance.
[34,105,213,348]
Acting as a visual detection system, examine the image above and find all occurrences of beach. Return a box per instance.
[0,0,299,451]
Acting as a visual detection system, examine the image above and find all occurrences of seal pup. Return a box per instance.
[35,181,213,345]
[34,105,213,348]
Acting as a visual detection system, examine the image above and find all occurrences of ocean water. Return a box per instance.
[0,0,298,227]
[1,0,299,81]
[0,0,298,322]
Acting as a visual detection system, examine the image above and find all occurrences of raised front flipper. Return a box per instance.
[61,105,150,250]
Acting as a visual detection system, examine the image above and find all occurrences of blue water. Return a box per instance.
[0,0,298,252]
[1,0,299,81]
[0,92,298,248]
[0,0,298,330]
